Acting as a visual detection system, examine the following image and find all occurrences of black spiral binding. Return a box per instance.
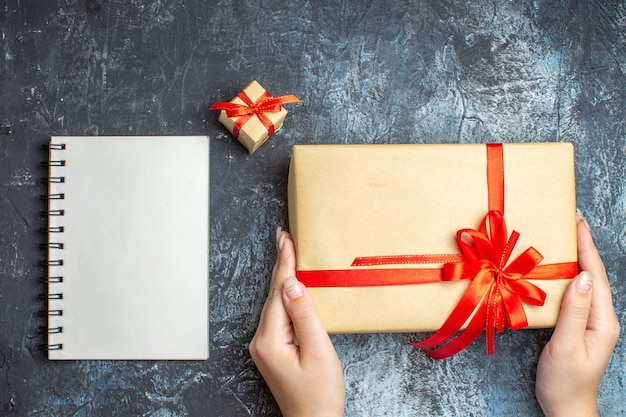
[40,141,66,352]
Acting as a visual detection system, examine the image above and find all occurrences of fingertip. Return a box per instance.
[576,208,590,230]
[273,229,297,288]
[551,272,593,346]
[275,226,292,252]
[268,228,296,302]
[282,278,330,350]
[278,231,295,261]
[576,213,606,279]
[566,271,594,304]
[577,215,593,244]
[575,271,593,294]
[284,276,304,300]
[278,230,286,250]
[576,213,593,251]
[275,226,283,249]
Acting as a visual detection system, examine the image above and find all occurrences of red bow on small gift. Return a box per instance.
[210,89,301,139]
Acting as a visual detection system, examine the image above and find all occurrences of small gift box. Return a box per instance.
[210,80,301,154]
[288,143,578,358]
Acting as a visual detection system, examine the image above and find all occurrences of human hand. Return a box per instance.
[535,211,620,417]
[249,228,345,417]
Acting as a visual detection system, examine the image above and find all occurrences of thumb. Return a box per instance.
[282,277,332,356]
[550,271,593,349]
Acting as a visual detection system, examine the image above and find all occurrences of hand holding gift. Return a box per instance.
[250,216,619,416]
[249,228,345,417]
[536,211,620,417]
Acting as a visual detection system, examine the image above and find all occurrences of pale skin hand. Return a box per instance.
[536,212,620,417]
[249,228,345,417]
[250,218,619,417]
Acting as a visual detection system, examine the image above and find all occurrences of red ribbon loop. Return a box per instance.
[210,90,301,139]
[413,210,547,359]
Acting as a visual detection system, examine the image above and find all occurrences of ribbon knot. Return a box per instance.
[415,210,547,359]
[210,90,301,139]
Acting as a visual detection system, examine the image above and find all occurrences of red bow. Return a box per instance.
[412,210,547,359]
[210,90,301,139]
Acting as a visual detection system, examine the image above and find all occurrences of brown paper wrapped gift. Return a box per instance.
[211,80,300,154]
[288,143,577,340]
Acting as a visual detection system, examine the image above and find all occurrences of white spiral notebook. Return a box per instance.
[43,136,210,360]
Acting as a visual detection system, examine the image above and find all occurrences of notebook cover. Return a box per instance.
[45,136,210,360]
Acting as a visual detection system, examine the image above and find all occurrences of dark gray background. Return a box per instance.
[1,1,624,416]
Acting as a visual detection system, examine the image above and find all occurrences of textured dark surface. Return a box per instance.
[1,0,624,416]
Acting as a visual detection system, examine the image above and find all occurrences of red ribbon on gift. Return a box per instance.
[296,143,578,359]
[411,210,578,359]
[210,89,301,139]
